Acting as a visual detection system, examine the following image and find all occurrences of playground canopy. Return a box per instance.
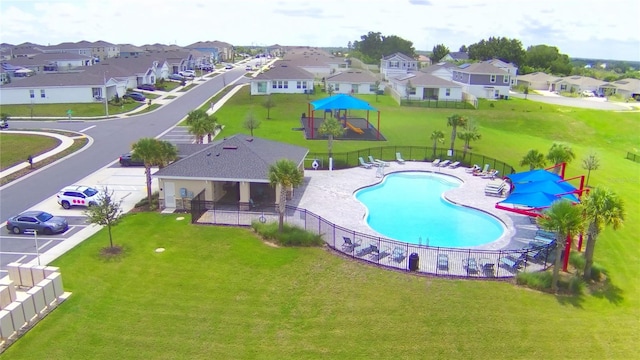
[310,93,377,111]
[507,169,562,183]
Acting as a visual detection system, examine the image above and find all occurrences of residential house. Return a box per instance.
[516,72,561,91]
[451,62,511,99]
[417,54,432,68]
[2,52,94,73]
[40,41,120,61]
[281,47,347,78]
[380,52,418,80]
[441,51,469,63]
[420,62,457,81]
[153,134,309,211]
[251,61,315,95]
[389,72,462,102]
[325,71,379,95]
[551,75,606,94]
[118,44,145,58]
[485,59,518,87]
[600,78,640,99]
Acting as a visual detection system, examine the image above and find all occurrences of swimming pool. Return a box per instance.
[355,172,504,247]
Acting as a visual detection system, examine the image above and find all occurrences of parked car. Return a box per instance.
[245,65,253,71]
[119,152,145,167]
[6,210,68,235]
[179,70,195,78]
[225,64,234,70]
[198,64,213,71]
[137,84,156,91]
[123,92,146,102]
[168,74,184,81]
[582,90,595,97]
[57,185,101,209]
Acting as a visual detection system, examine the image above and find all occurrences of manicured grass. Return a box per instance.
[4,91,639,358]
[0,133,59,169]
[0,102,141,118]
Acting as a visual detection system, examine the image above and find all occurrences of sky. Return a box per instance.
[1,0,639,61]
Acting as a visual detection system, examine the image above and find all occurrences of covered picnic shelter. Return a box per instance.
[304,94,382,140]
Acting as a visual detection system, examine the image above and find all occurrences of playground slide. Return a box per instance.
[345,121,364,135]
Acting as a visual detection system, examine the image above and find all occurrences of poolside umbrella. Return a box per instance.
[510,180,577,196]
[507,169,562,184]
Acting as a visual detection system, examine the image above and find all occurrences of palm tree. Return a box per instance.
[446,114,467,153]
[268,159,304,232]
[204,115,218,143]
[318,117,345,158]
[156,141,178,169]
[519,149,547,170]
[457,120,481,160]
[537,199,584,292]
[580,187,625,281]
[131,138,163,207]
[188,118,208,144]
[546,143,576,174]
[581,151,600,187]
[430,130,445,158]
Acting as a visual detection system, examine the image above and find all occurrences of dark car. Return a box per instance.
[123,92,146,102]
[119,152,145,167]
[137,84,156,91]
[6,210,68,235]
[168,74,184,81]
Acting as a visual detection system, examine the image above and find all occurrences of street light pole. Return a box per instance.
[104,72,109,117]
[25,229,40,265]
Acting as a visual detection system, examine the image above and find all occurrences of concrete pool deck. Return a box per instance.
[289,161,540,251]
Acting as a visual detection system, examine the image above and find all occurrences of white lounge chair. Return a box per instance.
[396,152,405,164]
[369,155,389,167]
[448,161,460,168]
[438,160,451,168]
[465,164,480,173]
[432,159,441,166]
[358,157,372,169]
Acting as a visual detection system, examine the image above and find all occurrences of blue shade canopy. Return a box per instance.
[310,94,377,111]
[507,169,562,183]
[500,192,578,208]
[511,180,577,196]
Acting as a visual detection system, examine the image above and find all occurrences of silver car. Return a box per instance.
[6,211,69,235]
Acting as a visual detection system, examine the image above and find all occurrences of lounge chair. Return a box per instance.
[535,230,556,240]
[395,152,405,164]
[473,164,490,176]
[369,155,389,167]
[463,257,479,275]
[484,180,506,197]
[479,258,495,277]
[438,160,451,168]
[499,254,525,273]
[358,156,373,169]
[437,253,449,271]
[356,244,378,257]
[432,159,441,166]
[341,236,361,253]
[370,246,391,261]
[391,246,407,263]
[481,170,499,179]
[465,164,481,173]
[448,161,461,168]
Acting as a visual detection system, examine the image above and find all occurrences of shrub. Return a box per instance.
[516,271,552,290]
[569,252,585,274]
[134,191,159,210]
[590,263,604,281]
[568,275,586,294]
[251,221,324,247]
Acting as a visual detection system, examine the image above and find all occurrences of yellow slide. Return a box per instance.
[345,121,364,135]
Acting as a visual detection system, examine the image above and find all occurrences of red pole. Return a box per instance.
[377,111,380,140]
[560,162,566,179]
[562,233,571,272]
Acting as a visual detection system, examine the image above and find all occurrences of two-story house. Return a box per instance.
[451,62,511,99]
[380,52,418,80]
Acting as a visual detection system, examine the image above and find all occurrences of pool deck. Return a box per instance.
[289,161,539,251]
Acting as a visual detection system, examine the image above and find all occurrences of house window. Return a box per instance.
[408,86,416,95]
[283,81,288,89]
[40,89,46,98]
[490,75,496,83]
[445,88,451,96]
[390,61,399,68]
[29,90,35,98]
[351,84,359,94]
[257,82,267,93]
[369,84,377,92]
[297,81,302,89]
[92,87,102,98]
[503,75,509,84]
[272,81,278,89]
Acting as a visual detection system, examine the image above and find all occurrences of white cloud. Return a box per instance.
[1,0,638,60]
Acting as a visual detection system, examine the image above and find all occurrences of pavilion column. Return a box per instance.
[239,181,251,211]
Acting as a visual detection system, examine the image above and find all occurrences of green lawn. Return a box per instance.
[0,133,60,169]
[0,102,142,118]
[3,90,639,358]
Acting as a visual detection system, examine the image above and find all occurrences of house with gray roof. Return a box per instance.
[451,62,511,99]
[600,78,640,100]
[516,72,561,91]
[441,52,469,62]
[420,62,457,81]
[551,75,607,95]
[251,61,315,95]
[3,52,94,73]
[389,72,462,102]
[153,134,309,211]
[281,48,347,78]
[325,70,379,95]
[380,52,418,80]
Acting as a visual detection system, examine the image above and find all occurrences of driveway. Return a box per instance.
[509,91,637,111]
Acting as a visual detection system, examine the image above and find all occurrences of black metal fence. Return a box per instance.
[305,146,516,176]
[190,203,555,279]
[400,99,474,109]
[626,152,640,163]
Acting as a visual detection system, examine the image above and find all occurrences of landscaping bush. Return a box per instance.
[516,271,552,290]
[251,221,324,247]
[134,191,159,210]
[569,252,586,274]
[568,275,586,294]
[590,263,604,281]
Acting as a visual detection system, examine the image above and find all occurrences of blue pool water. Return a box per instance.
[355,172,504,247]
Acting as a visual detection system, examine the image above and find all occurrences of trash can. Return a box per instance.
[408,253,419,271]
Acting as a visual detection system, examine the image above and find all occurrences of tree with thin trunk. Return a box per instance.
[582,151,600,187]
[537,199,583,292]
[268,159,304,233]
[187,118,208,143]
[519,149,547,170]
[524,86,529,99]
[263,95,275,119]
[374,80,381,102]
[446,114,467,153]
[156,141,178,169]
[457,120,481,160]
[204,115,218,143]
[243,112,261,136]
[546,143,575,174]
[327,84,335,96]
[318,117,345,158]
[84,186,123,251]
[430,130,445,158]
[131,138,177,210]
[580,187,624,281]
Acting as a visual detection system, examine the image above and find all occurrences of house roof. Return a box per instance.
[391,72,461,88]
[420,62,457,74]
[186,41,233,49]
[517,72,560,83]
[381,52,415,61]
[454,62,508,75]
[153,134,309,182]
[448,52,469,61]
[253,61,314,80]
[326,70,377,83]
[554,75,606,87]
[4,52,93,67]
[0,71,108,87]
[601,78,640,91]
[119,44,145,53]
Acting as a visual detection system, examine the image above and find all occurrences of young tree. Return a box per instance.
[374,80,381,102]
[84,186,123,251]
[327,84,335,96]
[446,114,467,153]
[318,117,345,158]
[268,159,304,233]
[537,199,583,292]
[243,112,261,136]
[519,149,547,170]
[457,120,481,159]
[582,151,600,187]
[580,187,625,281]
[131,138,177,209]
[263,95,275,119]
[546,143,576,174]
[430,130,445,158]
[431,44,450,63]
[405,80,414,103]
